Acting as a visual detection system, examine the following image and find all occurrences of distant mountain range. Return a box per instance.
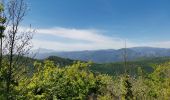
[32,47,170,63]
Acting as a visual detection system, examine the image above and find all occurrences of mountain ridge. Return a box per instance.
[32,47,170,63]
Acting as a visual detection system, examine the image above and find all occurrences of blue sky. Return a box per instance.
[23,0,170,51]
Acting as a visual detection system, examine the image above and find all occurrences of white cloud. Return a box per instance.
[37,27,115,43]
[19,26,170,51]
[32,39,138,51]
[31,27,138,51]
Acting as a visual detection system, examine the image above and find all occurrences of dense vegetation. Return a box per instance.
[1,58,170,99]
[91,57,170,76]
[48,56,170,76]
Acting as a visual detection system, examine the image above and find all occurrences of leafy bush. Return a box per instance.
[16,61,117,99]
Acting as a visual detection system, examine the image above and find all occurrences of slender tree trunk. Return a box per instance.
[4,0,32,98]
[6,32,15,99]
[124,40,127,74]
[0,37,2,68]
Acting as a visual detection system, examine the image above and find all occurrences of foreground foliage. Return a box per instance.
[15,61,117,99]
[0,60,170,99]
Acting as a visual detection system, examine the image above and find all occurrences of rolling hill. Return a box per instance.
[43,56,170,76]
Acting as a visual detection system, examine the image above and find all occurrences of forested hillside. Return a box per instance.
[2,52,170,99]
[91,57,170,76]
[47,56,170,76]
[1,58,170,99]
